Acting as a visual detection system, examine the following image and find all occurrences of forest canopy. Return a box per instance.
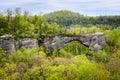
[44,10,120,28]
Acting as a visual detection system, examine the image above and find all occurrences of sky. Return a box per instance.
[0,0,120,16]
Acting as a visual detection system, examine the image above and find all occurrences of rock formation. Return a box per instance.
[0,32,106,54]
[0,34,39,54]
[44,32,106,52]
[0,34,16,54]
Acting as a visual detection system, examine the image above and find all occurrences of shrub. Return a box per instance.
[106,58,120,80]
[95,50,108,63]
[78,63,110,80]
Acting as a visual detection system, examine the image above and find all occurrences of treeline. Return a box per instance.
[44,10,120,28]
[0,9,120,39]
[0,8,64,41]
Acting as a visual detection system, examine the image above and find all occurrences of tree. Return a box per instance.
[23,10,29,20]
[6,8,13,22]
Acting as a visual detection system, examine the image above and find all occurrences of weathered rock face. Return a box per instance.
[0,32,106,54]
[44,32,106,52]
[117,27,120,29]
[89,32,106,52]
[0,34,15,54]
[19,38,39,49]
[0,35,39,54]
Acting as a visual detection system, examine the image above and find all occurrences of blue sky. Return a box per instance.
[0,0,120,16]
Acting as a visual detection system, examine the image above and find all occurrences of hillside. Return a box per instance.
[44,10,82,27]
[44,10,120,28]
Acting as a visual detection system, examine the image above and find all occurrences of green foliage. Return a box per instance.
[106,29,120,47]
[59,49,67,58]
[106,58,120,80]
[52,49,59,58]
[0,18,9,35]
[62,42,89,55]
[0,48,112,80]
[113,50,120,59]
[0,8,120,80]
[95,50,108,63]
[8,48,39,63]
[78,63,110,80]
[0,48,7,67]
[44,10,120,28]
[0,8,62,41]
[23,66,44,80]
[23,55,110,80]
[44,10,82,27]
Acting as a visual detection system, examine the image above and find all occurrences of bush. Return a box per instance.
[106,29,120,47]
[106,58,120,80]
[23,66,44,80]
[62,42,89,55]
[95,50,108,63]
[0,48,7,67]
[78,63,110,80]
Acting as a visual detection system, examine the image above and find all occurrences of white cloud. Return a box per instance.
[0,0,120,7]
[0,0,120,16]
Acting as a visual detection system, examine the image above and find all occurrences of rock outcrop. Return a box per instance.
[0,32,106,54]
[44,32,106,52]
[19,38,39,49]
[0,34,39,54]
[0,34,16,54]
